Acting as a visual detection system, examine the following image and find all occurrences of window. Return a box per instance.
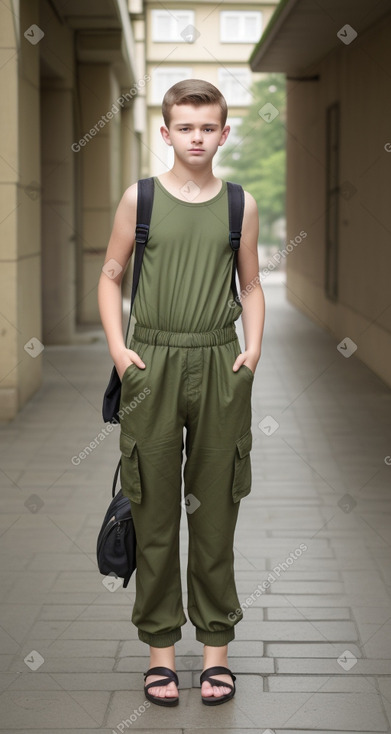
[218,68,252,105]
[325,102,340,301]
[220,11,262,43]
[151,9,195,42]
[152,67,192,104]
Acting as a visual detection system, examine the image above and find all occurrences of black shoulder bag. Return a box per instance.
[96,458,136,588]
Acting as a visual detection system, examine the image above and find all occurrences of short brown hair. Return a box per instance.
[162,79,228,128]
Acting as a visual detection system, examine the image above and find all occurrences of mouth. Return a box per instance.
[189,149,204,152]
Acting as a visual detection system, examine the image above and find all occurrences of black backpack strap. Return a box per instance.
[112,457,122,498]
[227,182,245,305]
[124,177,154,344]
[130,177,154,306]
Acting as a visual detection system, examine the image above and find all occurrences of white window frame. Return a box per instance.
[151,9,195,42]
[151,67,192,105]
[220,11,262,43]
[218,68,252,106]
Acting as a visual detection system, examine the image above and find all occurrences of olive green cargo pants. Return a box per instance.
[118,323,253,648]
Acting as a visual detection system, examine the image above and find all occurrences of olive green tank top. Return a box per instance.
[132,176,243,333]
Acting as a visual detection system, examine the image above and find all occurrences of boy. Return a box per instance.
[98,79,265,706]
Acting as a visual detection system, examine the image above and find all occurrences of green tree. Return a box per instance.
[221,73,286,244]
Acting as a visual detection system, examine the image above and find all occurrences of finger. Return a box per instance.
[129,353,146,369]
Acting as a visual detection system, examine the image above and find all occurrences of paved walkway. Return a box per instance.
[1,279,391,733]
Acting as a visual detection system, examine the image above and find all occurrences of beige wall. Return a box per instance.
[285,13,391,387]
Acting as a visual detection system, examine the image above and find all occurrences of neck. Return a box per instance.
[167,159,217,188]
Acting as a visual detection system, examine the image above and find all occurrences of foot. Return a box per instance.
[144,672,178,700]
[201,644,232,699]
[145,645,178,700]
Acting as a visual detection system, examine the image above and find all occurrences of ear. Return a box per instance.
[218,125,231,147]
[160,125,172,146]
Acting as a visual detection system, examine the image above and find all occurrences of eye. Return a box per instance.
[179,127,189,132]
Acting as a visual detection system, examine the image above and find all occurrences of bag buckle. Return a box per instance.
[135,224,149,245]
[229,231,241,251]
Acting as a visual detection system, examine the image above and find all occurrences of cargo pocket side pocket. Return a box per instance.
[120,432,142,504]
[232,427,252,503]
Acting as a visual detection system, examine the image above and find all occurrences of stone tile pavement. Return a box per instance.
[0,279,391,732]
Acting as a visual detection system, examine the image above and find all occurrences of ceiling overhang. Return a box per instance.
[47,0,136,87]
[250,0,391,74]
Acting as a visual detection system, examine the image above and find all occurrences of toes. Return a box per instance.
[202,685,215,697]
[211,684,230,697]
[202,681,231,697]
[146,680,177,698]
[164,684,177,696]
[201,678,232,697]
[214,685,230,696]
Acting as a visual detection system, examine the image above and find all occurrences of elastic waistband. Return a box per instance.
[133,323,238,347]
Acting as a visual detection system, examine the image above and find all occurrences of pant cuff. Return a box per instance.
[196,627,235,646]
[138,627,182,647]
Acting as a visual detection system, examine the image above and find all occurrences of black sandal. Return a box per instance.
[143,666,179,707]
[200,665,236,706]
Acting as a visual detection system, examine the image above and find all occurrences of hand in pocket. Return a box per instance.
[115,348,146,381]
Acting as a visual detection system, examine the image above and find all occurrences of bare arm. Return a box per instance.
[97,182,146,380]
[232,190,265,375]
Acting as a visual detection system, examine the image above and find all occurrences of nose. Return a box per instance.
[191,129,203,144]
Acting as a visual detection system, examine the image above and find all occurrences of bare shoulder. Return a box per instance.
[243,189,258,216]
[242,189,259,241]
[105,182,139,268]
[120,181,138,211]
[237,188,260,280]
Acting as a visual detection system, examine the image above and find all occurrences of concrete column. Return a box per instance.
[121,104,139,190]
[41,84,75,344]
[77,64,122,324]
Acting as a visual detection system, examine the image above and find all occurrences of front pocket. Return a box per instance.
[241,364,254,380]
[231,427,252,503]
[121,341,149,384]
[119,431,142,504]
[121,362,138,382]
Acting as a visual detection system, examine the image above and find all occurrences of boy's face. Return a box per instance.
[160,103,230,166]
